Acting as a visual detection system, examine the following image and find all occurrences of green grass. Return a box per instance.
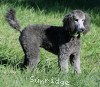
[0,1,100,87]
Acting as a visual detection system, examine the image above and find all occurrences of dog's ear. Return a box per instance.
[63,14,75,31]
[83,13,90,34]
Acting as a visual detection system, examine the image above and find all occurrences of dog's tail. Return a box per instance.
[5,8,21,32]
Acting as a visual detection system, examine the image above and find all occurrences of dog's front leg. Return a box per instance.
[58,47,70,73]
[70,52,81,74]
[73,53,81,74]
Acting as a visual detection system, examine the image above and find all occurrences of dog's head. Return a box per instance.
[63,10,90,35]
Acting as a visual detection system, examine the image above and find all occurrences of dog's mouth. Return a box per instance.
[69,26,85,37]
[75,26,85,33]
[69,28,84,37]
[77,28,85,33]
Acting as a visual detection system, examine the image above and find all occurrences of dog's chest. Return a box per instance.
[60,37,80,53]
[70,37,80,46]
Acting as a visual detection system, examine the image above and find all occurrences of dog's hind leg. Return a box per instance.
[19,35,40,70]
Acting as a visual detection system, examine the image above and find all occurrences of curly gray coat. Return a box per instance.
[5,9,90,73]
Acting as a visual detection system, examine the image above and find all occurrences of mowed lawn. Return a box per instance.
[0,2,100,87]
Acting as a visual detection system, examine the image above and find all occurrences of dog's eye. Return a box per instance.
[75,19,78,22]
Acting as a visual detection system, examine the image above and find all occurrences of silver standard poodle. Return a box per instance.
[5,9,90,73]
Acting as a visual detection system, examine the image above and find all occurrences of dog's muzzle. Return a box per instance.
[75,20,85,33]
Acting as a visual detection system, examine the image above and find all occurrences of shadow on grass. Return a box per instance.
[0,56,52,72]
[1,0,100,25]
[2,0,100,27]
[0,56,23,69]
[2,0,100,11]
[0,57,8,65]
